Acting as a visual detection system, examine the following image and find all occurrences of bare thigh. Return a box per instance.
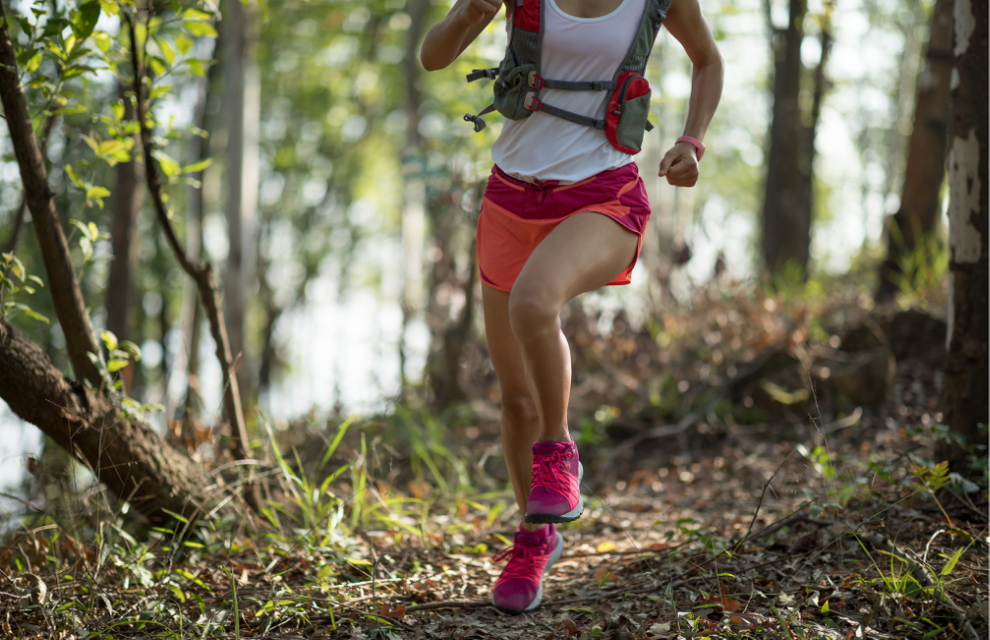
[512,211,640,311]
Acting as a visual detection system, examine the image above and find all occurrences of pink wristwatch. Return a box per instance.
[677,135,706,161]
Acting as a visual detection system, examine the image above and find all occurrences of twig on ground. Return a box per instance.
[403,600,490,613]
[747,513,833,543]
[734,451,795,552]
[858,531,980,640]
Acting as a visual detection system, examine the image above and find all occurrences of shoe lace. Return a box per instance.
[493,542,547,582]
[532,451,572,493]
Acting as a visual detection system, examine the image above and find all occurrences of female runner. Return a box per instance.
[421,0,722,613]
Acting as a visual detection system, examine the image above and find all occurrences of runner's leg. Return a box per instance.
[482,284,543,531]
[509,212,639,443]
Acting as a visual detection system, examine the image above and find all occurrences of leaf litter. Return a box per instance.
[1,284,987,639]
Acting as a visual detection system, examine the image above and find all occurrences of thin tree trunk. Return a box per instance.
[0,10,102,387]
[0,317,214,523]
[761,0,814,278]
[105,87,145,394]
[125,13,260,510]
[221,0,259,405]
[938,0,988,469]
[399,0,429,395]
[2,117,56,255]
[877,0,954,300]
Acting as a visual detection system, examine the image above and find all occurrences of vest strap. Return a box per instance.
[541,78,616,91]
[467,68,499,82]
[530,98,606,130]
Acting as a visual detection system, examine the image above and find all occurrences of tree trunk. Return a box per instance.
[0,7,102,387]
[760,0,829,279]
[399,0,430,394]
[125,13,260,509]
[938,0,988,469]
[0,317,214,523]
[105,87,146,394]
[221,0,260,406]
[877,0,954,300]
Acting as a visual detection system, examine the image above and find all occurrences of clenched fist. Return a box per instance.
[456,0,502,26]
[658,141,700,187]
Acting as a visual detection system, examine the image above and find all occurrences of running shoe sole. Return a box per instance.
[524,463,584,524]
[491,531,565,614]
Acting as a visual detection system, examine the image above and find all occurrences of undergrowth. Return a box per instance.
[2,277,986,640]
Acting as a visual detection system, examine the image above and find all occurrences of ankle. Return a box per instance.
[520,522,548,535]
[538,428,571,443]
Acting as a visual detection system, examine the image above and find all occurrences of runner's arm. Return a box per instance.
[421,0,504,71]
[657,0,723,186]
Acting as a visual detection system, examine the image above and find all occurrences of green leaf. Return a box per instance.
[72,1,101,42]
[24,51,42,73]
[111,101,124,122]
[149,56,166,77]
[941,546,965,576]
[186,59,206,77]
[86,186,111,200]
[93,31,111,53]
[183,20,217,38]
[175,34,193,56]
[14,303,49,324]
[157,38,175,66]
[64,164,85,188]
[101,329,118,351]
[150,85,172,100]
[107,359,129,372]
[167,585,186,603]
[154,152,180,178]
[182,8,214,21]
[120,340,142,361]
[182,158,211,174]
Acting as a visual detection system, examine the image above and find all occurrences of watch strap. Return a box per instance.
[677,135,706,161]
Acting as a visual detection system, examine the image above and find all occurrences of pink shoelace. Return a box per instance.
[531,451,573,494]
[493,541,550,583]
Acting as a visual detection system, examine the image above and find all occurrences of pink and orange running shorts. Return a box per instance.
[477,162,652,292]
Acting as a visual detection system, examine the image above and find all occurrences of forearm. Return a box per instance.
[680,53,723,142]
[421,12,474,71]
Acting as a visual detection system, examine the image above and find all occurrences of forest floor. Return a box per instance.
[2,284,988,639]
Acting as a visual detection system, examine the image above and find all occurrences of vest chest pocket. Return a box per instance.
[605,72,653,155]
[494,57,537,120]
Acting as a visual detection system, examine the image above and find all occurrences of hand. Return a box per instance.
[658,141,700,187]
[456,0,502,26]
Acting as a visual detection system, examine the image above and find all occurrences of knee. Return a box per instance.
[508,283,561,339]
[500,391,538,429]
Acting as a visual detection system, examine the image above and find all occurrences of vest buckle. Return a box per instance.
[524,93,543,112]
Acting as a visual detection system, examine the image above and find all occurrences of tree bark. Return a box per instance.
[0,7,102,387]
[877,0,954,300]
[221,0,260,405]
[760,0,829,279]
[938,0,988,469]
[105,87,146,394]
[0,317,214,522]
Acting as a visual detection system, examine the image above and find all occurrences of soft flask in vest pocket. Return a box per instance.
[605,72,653,155]
[493,56,538,120]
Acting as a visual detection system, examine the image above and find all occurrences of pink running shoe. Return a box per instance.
[491,524,564,613]
[525,441,584,524]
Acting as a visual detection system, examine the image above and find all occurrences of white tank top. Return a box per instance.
[491,0,645,184]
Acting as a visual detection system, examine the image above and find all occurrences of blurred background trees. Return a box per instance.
[0,0,985,520]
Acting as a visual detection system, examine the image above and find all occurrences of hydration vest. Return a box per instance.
[464,0,672,154]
